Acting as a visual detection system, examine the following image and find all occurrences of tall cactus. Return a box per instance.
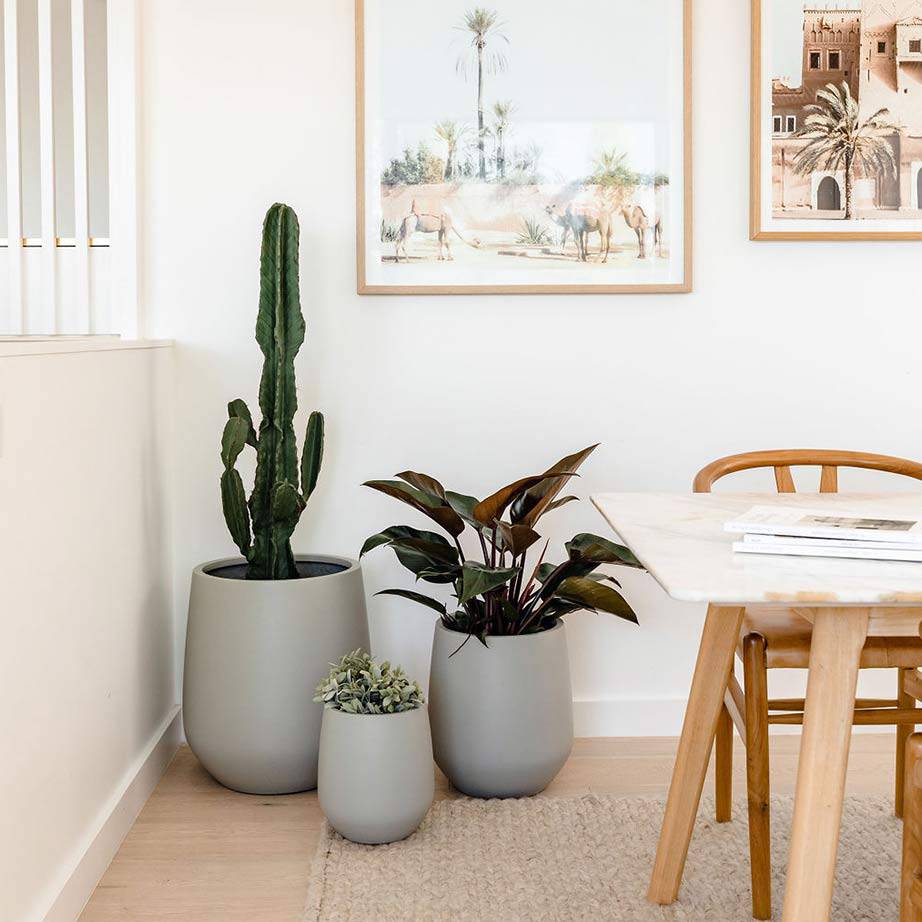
[220,204,325,580]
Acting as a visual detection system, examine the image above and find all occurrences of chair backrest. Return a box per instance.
[693,449,922,494]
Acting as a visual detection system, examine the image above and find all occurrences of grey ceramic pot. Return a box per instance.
[182,555,369,795]
[428,619,573,798]
[318,706,434,844]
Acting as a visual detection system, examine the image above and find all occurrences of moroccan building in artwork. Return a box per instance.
[772,2,922,215]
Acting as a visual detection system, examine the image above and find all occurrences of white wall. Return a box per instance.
[141,0,922,736]
[0,342,177,922]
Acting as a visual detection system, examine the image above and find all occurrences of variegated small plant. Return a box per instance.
[315,650,424,715]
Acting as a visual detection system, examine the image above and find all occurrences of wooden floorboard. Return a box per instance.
[79,735,897,921]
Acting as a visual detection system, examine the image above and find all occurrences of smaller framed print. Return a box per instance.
[752,0,922,240]
[356,0,692,294]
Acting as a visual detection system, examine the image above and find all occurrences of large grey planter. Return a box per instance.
[318,707,434,844]
[182,555,369,795]
[428,620,573,798]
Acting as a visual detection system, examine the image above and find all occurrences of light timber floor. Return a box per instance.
[79,736,897,922]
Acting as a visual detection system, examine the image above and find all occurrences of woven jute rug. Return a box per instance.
[303,794,902,921]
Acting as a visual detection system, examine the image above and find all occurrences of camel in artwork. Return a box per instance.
[620,205,663,259]
[545,202,614,262]
[394,200,480,262]
[545,207,571,252]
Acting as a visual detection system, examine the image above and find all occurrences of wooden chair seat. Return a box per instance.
[743,607,922,670]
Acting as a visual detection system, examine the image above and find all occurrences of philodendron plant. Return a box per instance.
[315,650,425,714]
[361,444,643,642]
[220,203,324,580]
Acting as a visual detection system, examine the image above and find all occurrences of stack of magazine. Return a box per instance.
[725,506,922,562]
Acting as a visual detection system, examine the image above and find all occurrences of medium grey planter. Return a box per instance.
[428,620,573,798]
[182,555,369,795]
[318,707,434,844]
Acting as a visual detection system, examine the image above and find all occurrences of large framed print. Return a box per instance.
[356,0,692,295]
[752,0,922,240]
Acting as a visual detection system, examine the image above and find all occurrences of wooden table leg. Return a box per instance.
[781,607,869,922]
[901,734,922,921]
[648,604,744,905]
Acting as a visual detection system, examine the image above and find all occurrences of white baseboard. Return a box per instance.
[40,705,182,922]
[574,697,688,737]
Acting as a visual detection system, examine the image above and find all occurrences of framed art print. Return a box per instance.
[752,0,922,240]
[356,0,692,294]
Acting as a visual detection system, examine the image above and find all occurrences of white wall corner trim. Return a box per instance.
[39,706,181,922]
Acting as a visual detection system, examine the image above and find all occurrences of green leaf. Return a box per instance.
[360,525,453,556]
[386,539,460,584]
[444,491,487,530]
[587,573,622,589]
[535,562,557,582]
[221,417,249,469]
[301,411,324,501]
[375,589,447,615]
[360,526,459,583]
[510,445,597,527]
[555,576,639,624]
[391,536,458,564]
[458,562,518,605]
[535,557,598,602]
[227,399,258,447]
[566,533,643,568]
[221,468,251,557]
[364,480,466,537]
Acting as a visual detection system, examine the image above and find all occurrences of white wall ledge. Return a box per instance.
[0,337,173,358]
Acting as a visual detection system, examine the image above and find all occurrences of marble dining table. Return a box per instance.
[591,492,922,922]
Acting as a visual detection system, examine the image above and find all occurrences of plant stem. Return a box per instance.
[518,540,549,608]
[454,537,466,564]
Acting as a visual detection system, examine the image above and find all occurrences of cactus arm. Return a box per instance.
[221,469,252,558]
[271,481,306,577]
[227,399,258,448]
[220,417,252,558]
[249,204,306,580]
[301,411,324,504]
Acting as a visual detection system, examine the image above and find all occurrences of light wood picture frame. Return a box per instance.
[356,0,693,295]
[751,0,922,241]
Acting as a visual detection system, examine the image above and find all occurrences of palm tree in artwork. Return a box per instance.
[492,101,515,179]
[791,81,896,219]
[456,8,508,181]
[434,121,468,181]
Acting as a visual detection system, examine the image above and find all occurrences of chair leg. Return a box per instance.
[901,734,922,921]
[716,702,733,823]
[743,633,772,921]
[898,668,917,819]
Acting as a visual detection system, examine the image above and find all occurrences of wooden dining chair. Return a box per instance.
[901,732,922,921]
[694,449,922,921]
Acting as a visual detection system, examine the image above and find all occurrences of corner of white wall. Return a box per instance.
[40,707,181,922]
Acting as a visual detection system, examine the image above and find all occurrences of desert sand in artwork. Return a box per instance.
[366,2,679,281]
[380,183,668,269]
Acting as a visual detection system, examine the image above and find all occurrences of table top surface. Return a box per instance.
[591,492,922,606]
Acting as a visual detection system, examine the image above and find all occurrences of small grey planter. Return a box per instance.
[318,707,434,844]
[428,620,573,798]
[183,555,369,795]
